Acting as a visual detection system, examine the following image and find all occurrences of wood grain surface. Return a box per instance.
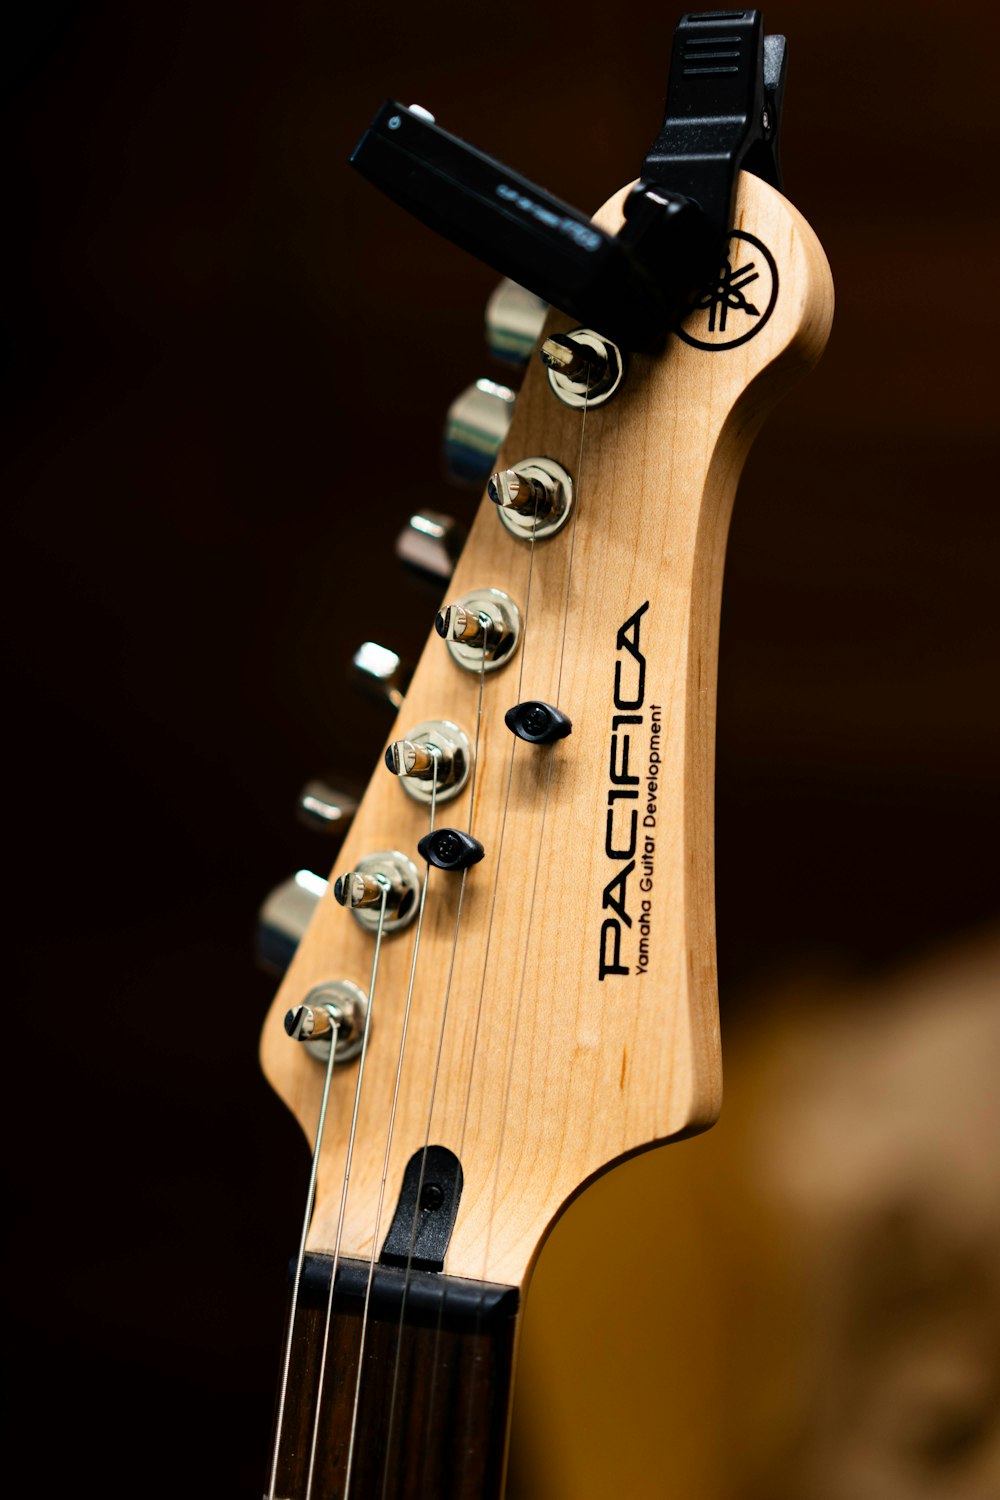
[260,170,833,1289]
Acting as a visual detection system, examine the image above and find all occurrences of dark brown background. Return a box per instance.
[2,1,997,1493]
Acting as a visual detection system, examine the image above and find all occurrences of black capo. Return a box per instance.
[350,10,785,351]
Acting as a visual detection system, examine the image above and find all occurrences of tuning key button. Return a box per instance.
[418,827,485,872]
[485,278,549,364]
[487,457,573,541]
[296,779,359,836]
[395,510,466,582]
[505,700,573,744]
[352,641,413,710]
[332,850,420,933]
[443,378,515,486]
[435,587,521,673]
[255,870,328,977]
[384,718,472,804]
[541,329,624,409]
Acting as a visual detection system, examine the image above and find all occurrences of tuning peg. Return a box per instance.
[487,456,573,541]
[485,278,549,364]
[295,778,359,836]
[395,510,466,583]
[351,641,413,710]
[284,980,369,1062]
[540,329,624,409]
[255,870,327,977]
[434,587,521,673]
[443,377,515,486]
[332,851,420,932]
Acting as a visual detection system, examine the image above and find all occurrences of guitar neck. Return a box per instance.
[270,1258,519,1499]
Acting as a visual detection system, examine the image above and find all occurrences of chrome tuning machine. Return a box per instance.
[395,510,466,582]
[435,587,521,673]
[255,870,327,978]
[352,641,414,710]
[295,779,359,837]
[284,980,369,1063]
[487,456,573,540]
[540,330,624,409]
[384,719,472,804]
[443,378,516,486]
[332,850,421,932]
[485,279,548,364]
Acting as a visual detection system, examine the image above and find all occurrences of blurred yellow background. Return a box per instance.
[510,932,1000,1499]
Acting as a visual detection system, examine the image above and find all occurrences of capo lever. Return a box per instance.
[350,10,785,350]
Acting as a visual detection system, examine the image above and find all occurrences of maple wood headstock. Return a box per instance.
[260,169,833,1291]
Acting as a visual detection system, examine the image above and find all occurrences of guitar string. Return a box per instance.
[415,486,544,1491]
[476,393,589,1272]
[266,1015,341,1500]
[341,767,440,1499]
[454,491,539,1168]
[465,645,486,835]
[302,882,390,1500]
[459,380,592,1476]
[377,649,486,1497]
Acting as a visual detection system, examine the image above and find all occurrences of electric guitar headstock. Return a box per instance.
[257,11,833,1498]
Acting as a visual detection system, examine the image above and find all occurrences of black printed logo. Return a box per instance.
[677,230,778,352]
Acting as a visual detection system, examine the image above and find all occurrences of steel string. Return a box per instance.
[303,882,390,1500]
[460,379,592,1470]
[415,478,546,1489]
[378,646,487,1496]
[266,1014,341,1500]
[341,768,440,1498]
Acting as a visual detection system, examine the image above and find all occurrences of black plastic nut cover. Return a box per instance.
[504,700,572,745]
[418,827,485,872]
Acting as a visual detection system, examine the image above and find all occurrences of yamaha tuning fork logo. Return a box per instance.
[677,230,779,351]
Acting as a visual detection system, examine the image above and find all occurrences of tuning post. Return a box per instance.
[284,980,369,1063]
[434,587,521,673]
[334,871,387,908]
[384,719,472,805]
[332,850,421,932]
[487,456,573,541]
[541,329,624,409]
[385,741,437,778]
[436,606,492,646]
